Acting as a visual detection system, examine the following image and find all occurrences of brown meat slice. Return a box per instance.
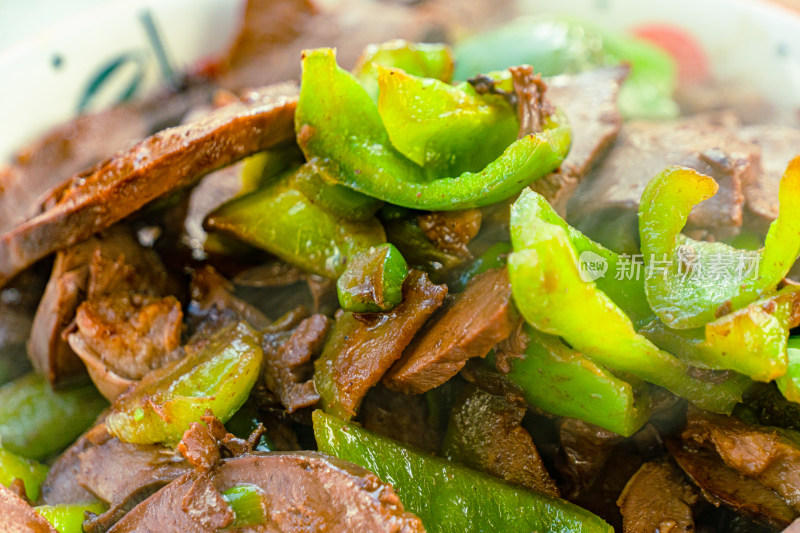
[73,294,183,380]
[263,314,331,413]
[40,424,108,505]
[443,381,559,497]
[28,226,171,385]
[0,268,45,383]
[0,84,297,287]
[557,418,625,500]
[417,209,482,259]
[0,81,213,235]
[738,124,800,223]
[682,408,800,513]
[384,268,518,395]
[530,67,627,216]
[359,385,443,453]
[315,270,447,418]
[0,484,57,533]
[76,434,191,509]
[668,440,795,529]
[568,115,760,241]
[187,264,270,331]
[109,452,424,533]
[617,459,699,533]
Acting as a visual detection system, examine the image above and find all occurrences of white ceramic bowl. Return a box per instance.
[1,0,799,158]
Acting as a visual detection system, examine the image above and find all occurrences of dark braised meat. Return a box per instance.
[617,459,699,533]
[0,85,298,287]
[0,484,57,533]
[359,385,443,453]
[384,268,517,395]
[417,209,482,259]
[443,380,559,497]
[317,270,447,417]
[263,314,331,413]
[569,114,760,242]
[28,226,172,385]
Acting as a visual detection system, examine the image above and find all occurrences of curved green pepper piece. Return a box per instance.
[377,66,517,175]
[642,287,800,382]
[205,173,386,279]
[639,160,800,329]
[35,502,107,533]
[291,163,382,221]
[510,188,652,326]
[222,484,266,527]
[313,410,613,533]
[491,327,650,437]
[0,446,48,501]
[508,201,746,414]
[777,337,800,402]
[0,374,107,460]
[336,243,408,313]
[296,48,571,211]
[106,321,262,445]
[353,40,454,102]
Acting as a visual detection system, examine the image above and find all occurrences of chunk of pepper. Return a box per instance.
[336,243,409,313]
[313,410,613,533]
[296,48,571,210]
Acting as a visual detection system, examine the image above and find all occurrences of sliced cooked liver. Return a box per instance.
[383,268,517,394]
[263,314,331,413]
[682,407,800,514]
[444,382,559,497]
[0,484,57,533]
[109,452,424,532]
[568,115,760,241]
[316,270,447,417]
[738,124,800,223]
[617,459,699,533]
[668,439,795,529]
[28,227,171,385]
[0,84,297,287]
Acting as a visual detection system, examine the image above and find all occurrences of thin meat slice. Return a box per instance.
[0,84,297,287]
[0,81,213,235]
[72,294,183,381]
[532,66,627,215]
[668,440,795,529]
[0,484,57,533]
[443,380,559,497]
[315,270,447,418]
[359,385,443,454]
[187,265,270,332]
[617,459,699,533]
[738,124,800,224]
[569,115,760,241]
[383,268,518,395]
[263,314,331,413]
[28,227,171,385]
[40,424,108,505]
[417,209,482,259]
[109,448,424,532]
[681,407,800,513]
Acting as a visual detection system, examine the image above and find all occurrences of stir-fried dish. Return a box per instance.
[2,1,800,531]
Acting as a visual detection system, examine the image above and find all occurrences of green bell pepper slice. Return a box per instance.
[639,160,800,329]
[778,337,800,402]
[291,162,382,221]
[313,410,612,533]
[35,502,107,533]
[205,172,386,279]
[353,40,454,102]
[377,66,517,175]
[449,241,512,292]
[222,484,266,528]
[491,326,650,437]
[510,187,652,326]
[106,321,262,445]
[336,243,409,313]
[0,374,107,460]
[0,445,48,501]
[453,16,678,119]
[509,190,748,413]
[642,286,800,382]
[296,48,571,211]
